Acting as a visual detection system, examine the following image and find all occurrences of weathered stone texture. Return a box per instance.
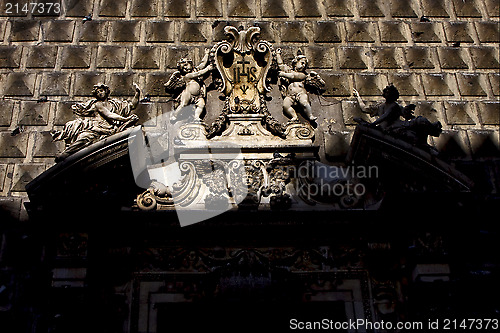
[437,48,469,70]
[372,47,402,69]
[0,101,14,127]
[228,0,256,17]
[131,0,158,17]
[3,73,36,96]
[132,47,161,69]
[444,101,476,125]
[18,102,50,126]
[422,74,454,96]
[111,21,141,42]
[379,21,408,43]
[387,0,417,17]
[43,20,75,42]
[357,0,384,17]
[108,73,139,96]
[444,22,474,43]
[324,0,352,17]
[484,0,500,16]
[452,0,481,17]
[96,46,127,68]
[294,0,321,17]
[99,0,127,17]
[387,74,419,96]
[78,21,108,42]
[61,46,92,68]
[180,22,207,42]
[338,47,367,69]
[346,22,375,43]
[73,72,105,96]
[26,46,58,68]
[196,0,222,17]
[146,21,175,43]
[405,47,435,69]
[261,0,288,17]
[65,0,94,17]
[0,132,28,158]
[281,22,308,43]
[456,73,487,96]
[304,47,335,69]
[10,21,39,41]
[411,23,441,43]
[0,46,22,68]
[314,22,342,43]
[421,0,450,17]
[478,102,500,126]
[33,131,64,158]
[164,0,190,17]
[489,74,500,96]
[11,164,46,192]
[54,102,78,126]
[470,47,500,69]
[475,22,500,43]
[40,72,71,96]
[320,73,350,96]
[354,74,383,96]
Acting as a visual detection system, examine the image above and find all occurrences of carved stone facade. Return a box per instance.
[0,1,499,333]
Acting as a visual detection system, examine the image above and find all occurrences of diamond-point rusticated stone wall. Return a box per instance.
[0,0,499,219]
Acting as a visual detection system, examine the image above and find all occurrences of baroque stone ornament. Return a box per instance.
[353,84,442,153]
[52,83,140,162]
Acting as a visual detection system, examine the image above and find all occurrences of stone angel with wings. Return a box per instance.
[276,48,325,126]
[164,49,214,123]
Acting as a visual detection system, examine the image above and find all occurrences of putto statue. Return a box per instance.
[52,83,140,162]
[164,49,213,122]
[353,84,442,152]
[276,48,325,126]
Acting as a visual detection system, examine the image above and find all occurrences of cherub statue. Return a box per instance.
[276,48,325,126]
[164,49,214,123]
[353,84,442,151]
[52,83,140,162]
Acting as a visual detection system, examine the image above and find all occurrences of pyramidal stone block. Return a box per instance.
[146,21,175,43]
[164,0,190,17]
[11,164,46,192]
[96,46,127,68]
[112,21,141,42]
[387,0,417,17]
[78,21,107,42]
[422,74,453,96]
[26,46,58,68]
[452,0,481,17]
[99,0,127,17]
[280,22,308,43]
[437,47,468,69]
[373,47,402,69]
[0,132,28,157]
[0,100,14,126]
[44,20,75,42]
[357,0,384,17]
[228,0,256,17]
[41,72,71,96]
[444,22,473,43]
[475,22,500,43]
[0,46,21,68]
[33,131,65,158]
[478,102,500,125]
[405,47,435,69]
[421,0,449,17]
[18,102,50,126]
[294,0,321,17]
[3,73,36,96]
[387,74,418,96]
[196,0,222,17]
[73,72,105,96]
[339,47,367,69]
[324,0,352,16]
[314,22,341,43]
[411,22,441,43]
[457,73,487,96]
[61,46,92,68]
[10,21,39,41]
[132,47,160,69]
[108,73,138,96]
[131,0,157,17]
[261,0,288,17]
[180,22,207,42]
[379,21,408,43]
[470,47,500,69]
[444,101,475,125]
[65,0,94,17]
